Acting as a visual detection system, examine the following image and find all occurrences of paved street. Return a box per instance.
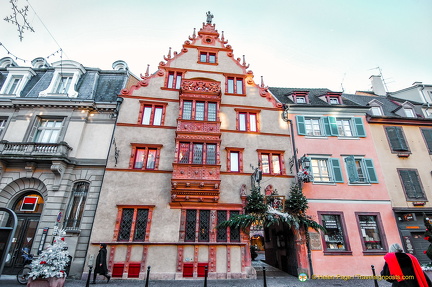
[0,254,392,287]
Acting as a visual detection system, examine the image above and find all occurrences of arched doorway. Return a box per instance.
[3,192,44,273]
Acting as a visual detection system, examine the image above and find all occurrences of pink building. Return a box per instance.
[270,88,401,276]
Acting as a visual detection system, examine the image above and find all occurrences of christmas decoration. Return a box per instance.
[29,230,70,280]
[423,214,432,261]
[4,0,35,41]
[297,169,313,183]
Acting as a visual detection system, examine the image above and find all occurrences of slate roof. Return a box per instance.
[0,66,128,102]
[269,87,427,119]
[269,87,363,107]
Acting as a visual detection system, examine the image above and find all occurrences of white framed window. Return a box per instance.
[54,75,73,94]
[404,108,416,118]
[29,118,64,143]
[0,118,8,137]
[305,118,323,136]
[336,119,353,137]
[0,67,35,97]
[296,96,306,104]
[310,157,344,183]
[370,106,383,116]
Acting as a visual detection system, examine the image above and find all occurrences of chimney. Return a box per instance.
[370,75,387,96]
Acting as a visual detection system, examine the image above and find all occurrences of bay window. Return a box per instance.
[178,142,217,165]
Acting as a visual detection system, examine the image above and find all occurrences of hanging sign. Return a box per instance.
[20,196,38,212]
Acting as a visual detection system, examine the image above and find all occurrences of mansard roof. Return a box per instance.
[0,58,129,102]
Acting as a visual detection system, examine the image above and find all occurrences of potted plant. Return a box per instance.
[27,230,70,287]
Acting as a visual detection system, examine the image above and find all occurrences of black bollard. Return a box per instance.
[371,265,379,287]
[85,266,93,287]
[263,266,267,287]
[204,265,208,287]
[145,266,151,287]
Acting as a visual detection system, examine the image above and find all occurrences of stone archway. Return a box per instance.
[0,178,48,273]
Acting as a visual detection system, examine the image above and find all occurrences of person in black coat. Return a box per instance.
[381,243,431,287]
[92,243,111,284]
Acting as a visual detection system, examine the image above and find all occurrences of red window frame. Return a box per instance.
[226,76,245,95]
[129,144,162,170]
[177,142,217,165]
[166,71,183,89]
[257,149,285,175]
[318,211,352,255]
[138,101,167,126]
[199,51,217,64]
[235,109,259,132]
[225,147,244,172]
[180,100,218,121]
[114,205,155,243]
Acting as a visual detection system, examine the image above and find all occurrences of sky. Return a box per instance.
[1,0,431,94]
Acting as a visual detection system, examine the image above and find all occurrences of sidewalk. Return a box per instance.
[0,253,392,287]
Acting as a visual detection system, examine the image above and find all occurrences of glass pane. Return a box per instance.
[209,53,216,63]
[118,209,134,241]
[311,159,330,182]
[355,160,366,182]
[153,107,163,125]
[146,149,157,169]
[272,155,281,174]
[322,214,346,250]
[358,215,383,250]
[239,113,246,131]
[206,144,216,164]
[167,73,174,88]
[193,144,203,164]
[175,74,182,89]
[198,210,210,242]
[182,101,192,120]
[179,143,190,163]
[185,210,197,242]
[249,114,257,131]
[207,103,217,121]
[134,149,146,169]
[230,152,239,172]
[195,102,205,121]
[230,211,240,242]
[200,53,207,62]
[217,211,227,242]
[133,209,148,241]
[236,79,243,94]
[142,106,152,124]
[261,154,270,174]
[227,78,234,93]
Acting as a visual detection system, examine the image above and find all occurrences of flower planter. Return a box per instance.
[27,277,66,287]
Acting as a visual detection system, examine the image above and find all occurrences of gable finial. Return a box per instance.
[261,76,265,88]
[167,47,172,59]
[145,64,150,77]
[206,11,214,24]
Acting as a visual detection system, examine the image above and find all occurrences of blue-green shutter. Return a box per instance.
[385,126,408,151]
[327,117,338,136]
[345,155,358,183]
[296,115,306,135]
[353,117,366,137]
[323,117,331,136]
[421,128,432,153]
[330,158,344,183]
[363,158,378,183]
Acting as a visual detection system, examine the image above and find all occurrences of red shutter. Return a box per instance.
[128,263,140,278]
[112,263,124,277]
[182,263,193,277]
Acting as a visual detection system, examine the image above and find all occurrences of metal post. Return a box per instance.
[85,266,93,287]
[371,265,379,287]
[263,266,267,287]
[145,266,151,287]
[204,265,208,287]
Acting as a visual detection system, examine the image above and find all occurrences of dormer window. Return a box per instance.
[55,75,73,94]
[5,76,22,94]
[404,108,416,118]
[329,97,340,104]
[296,96,306,104]
[39,60,85,98]
[0,66,36,97]
[370,106,383,116]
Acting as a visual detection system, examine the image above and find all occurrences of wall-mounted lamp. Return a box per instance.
[299,155,310,170]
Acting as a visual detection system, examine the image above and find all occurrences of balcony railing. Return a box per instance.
[0,141,72,159]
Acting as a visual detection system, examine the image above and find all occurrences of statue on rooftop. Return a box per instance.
[206,11,214,24]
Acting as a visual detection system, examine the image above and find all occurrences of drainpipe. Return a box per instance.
[281,104,313,277]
